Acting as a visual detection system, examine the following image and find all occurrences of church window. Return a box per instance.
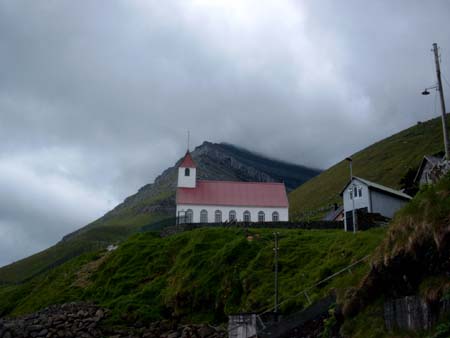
[272,211,279,222]
[200,209,208,223]
[258,211,265,222]
[215,210,222,223]
[186,209,193,223]
[243,210,251,222]
[229,210,236,222]
[185,168,190,176]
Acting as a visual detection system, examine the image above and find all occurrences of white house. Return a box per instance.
[175,151,289,223]
[340,177,411,231]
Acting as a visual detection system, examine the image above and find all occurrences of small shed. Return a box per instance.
[322,204,344,222]
[228,314,258,338]
[340,177,411,231]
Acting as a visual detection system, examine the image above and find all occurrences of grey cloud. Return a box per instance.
[1,0,450,266]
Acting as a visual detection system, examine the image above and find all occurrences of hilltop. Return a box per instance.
[289,115,449,219]
[0,142,319,284]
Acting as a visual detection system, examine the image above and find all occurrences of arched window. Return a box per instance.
[258,211,265,222]
[185,209,193,223]
[229,210,236,222]
[200,209,208,223]
[185,168,190,176]
[272,211,279,222]
[215,210,222,223]
[243,210,251,222]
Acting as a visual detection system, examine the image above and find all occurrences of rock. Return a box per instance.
[95,309,104,319]
[197,325,215,338]
[167,331,179,338]
[38,328,49,337]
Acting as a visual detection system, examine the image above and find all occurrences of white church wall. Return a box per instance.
[176,204,289,223]
[177,167,196,188]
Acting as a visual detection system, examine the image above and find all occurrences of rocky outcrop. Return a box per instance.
[0,302,226,338]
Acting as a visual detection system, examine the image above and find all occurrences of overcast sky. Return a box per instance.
[1,1,450,267]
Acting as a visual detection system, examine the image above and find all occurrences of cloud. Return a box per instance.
[0,150,114,266]
[0,0,450,265]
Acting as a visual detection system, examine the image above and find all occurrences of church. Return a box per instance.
[175,151,289,223]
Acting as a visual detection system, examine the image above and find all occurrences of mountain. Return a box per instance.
[0,141,320,284]
[289,115,449,219]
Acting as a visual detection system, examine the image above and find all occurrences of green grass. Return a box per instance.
[0,219,163,284]
[289,115,448,219]
[0,227,385,325]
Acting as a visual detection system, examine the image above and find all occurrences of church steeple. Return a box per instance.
[177,151,197,188]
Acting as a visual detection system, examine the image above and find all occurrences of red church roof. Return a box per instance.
[179,151,197,168]
[176,180,288,208]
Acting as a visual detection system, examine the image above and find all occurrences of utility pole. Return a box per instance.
[432,43,450,160]
[273,232,279,315]
[346,157,357,233]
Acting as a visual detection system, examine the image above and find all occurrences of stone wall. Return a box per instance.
[0,302,226,338]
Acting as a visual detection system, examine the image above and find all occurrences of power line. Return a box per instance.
[442,72,450,90]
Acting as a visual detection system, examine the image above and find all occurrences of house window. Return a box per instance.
[258,211,265,222]
[350,186,363,199]
[272,211,279,222]
[185,209,193,223]
[185,168,190,176]
[243,210,251,222]
[200,209,208,223]
[215,210,222,223]
[229,210,236,222]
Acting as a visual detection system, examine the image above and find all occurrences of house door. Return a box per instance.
[345,210,354,232]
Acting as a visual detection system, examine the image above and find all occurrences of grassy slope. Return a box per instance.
[0,227,385,324]
[289,116,447,219]
[0,212,167,284]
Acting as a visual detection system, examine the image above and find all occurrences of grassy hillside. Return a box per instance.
[0,212,167,285]
[289,115,448,219]
[0,227,385,324]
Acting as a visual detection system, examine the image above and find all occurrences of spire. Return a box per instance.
[187,130,190,152]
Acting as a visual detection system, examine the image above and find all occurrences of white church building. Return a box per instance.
[175,151,289,223]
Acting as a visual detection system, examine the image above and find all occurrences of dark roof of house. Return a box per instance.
[414,155,443,183]
[340,176,412,200]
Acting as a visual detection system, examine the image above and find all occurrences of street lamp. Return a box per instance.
[421,86,437,96]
